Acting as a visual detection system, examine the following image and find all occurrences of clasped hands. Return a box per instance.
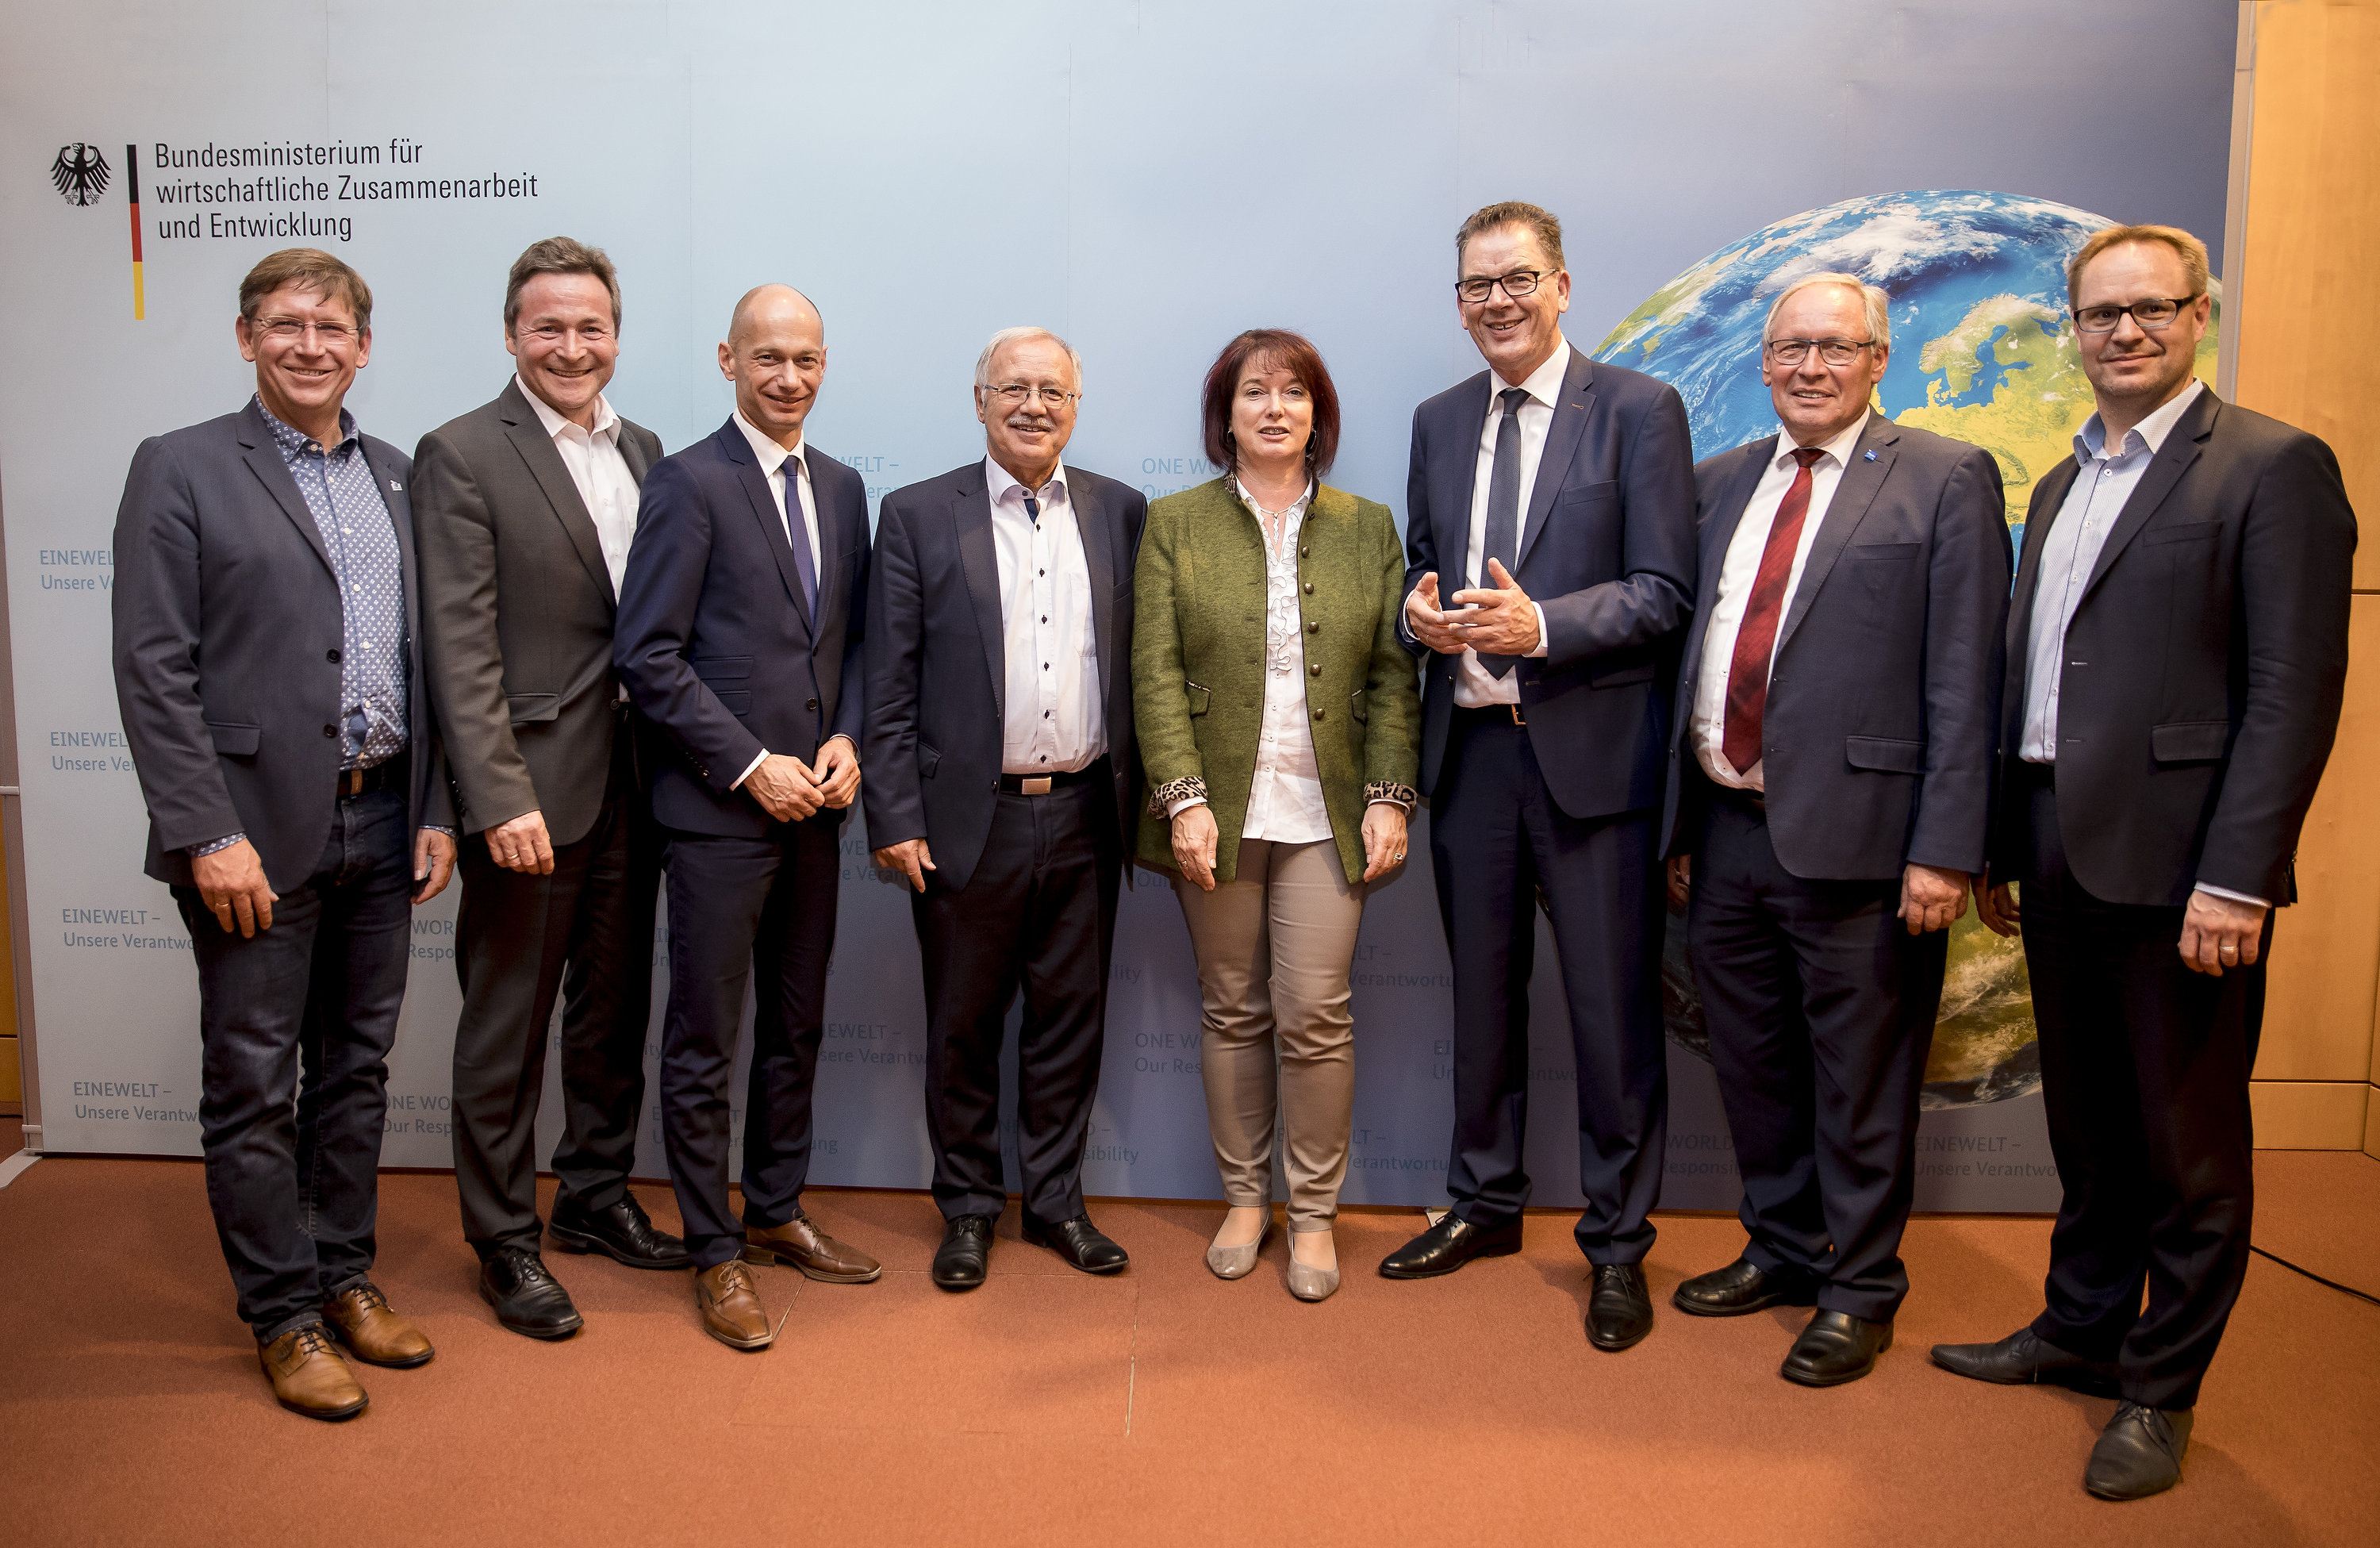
[1405,562,1539,657]
[1978,874,2264,976]
[748,736,861,824]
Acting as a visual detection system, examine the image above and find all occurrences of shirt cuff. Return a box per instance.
[420,824,456,839]
[188,832,246,858]
[1526,603,1549,658]
[732,748,770,789]
[2193,882,2270,910]
[1165,796,1208,819]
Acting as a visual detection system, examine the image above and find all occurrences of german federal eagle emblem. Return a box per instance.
[51,143,112,206]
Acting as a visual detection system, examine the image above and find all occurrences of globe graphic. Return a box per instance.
[1592,189,2221,1108]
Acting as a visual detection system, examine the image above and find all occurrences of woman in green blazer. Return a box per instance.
[1132,329,1421,1302]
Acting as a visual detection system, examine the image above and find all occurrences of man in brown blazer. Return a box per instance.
[414,237,685,1342]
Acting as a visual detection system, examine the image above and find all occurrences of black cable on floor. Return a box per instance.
[2250,1244,2380,1308]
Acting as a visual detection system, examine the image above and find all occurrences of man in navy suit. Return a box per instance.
[113,248,456,1419]
[1382,202,1696,1354]
[615,284,878,1350]
[1662,272,2010,1388]
[864,328,1146,1290]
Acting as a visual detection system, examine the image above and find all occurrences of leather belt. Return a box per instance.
[2009,759,2055,790]
[336,755,405,801]
[1706,780,1766,816]
[1450,702,1528,729]
[1000,758,1107,796]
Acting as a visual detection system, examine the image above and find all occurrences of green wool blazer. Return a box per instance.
[1132,477,1421,885]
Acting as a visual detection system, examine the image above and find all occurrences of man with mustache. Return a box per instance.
[414,237,686,1343]
[616,285,879,1348]
[1936,225,2355,1501]
[864,328,1146,1289]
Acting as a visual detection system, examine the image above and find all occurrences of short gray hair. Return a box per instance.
[1763,271,1892,350]
[973,326,1082,390]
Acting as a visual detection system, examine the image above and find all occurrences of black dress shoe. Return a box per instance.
[932,1214,995,1292]
[1672,1256,1818,1317]
[1377,1216,1523,1280]
[1023,1214,1130,1274]
[1585,1263,1654,1351]
[478,1247,583,1339]
[1782,1308,1892,1386]
[2084,1403,2193,1501]
[549,1191,692,1270]
[1929,1327,2120,1396]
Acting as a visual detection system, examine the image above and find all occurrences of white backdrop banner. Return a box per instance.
[1,1,2235,1213]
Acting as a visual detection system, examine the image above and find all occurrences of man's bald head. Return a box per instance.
[727,283,821,350]
[720,283,827,447]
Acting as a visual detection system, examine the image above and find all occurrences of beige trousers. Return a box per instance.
[1173,839,1367,1231]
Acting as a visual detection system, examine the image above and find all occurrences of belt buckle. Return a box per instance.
[1507,703,1526,727]
[343,768,363,797]
[1021,775,1053,795]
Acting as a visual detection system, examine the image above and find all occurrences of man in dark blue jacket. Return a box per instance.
[615,284,877,1350]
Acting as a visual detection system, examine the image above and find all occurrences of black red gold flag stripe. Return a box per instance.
[127,143,144,321]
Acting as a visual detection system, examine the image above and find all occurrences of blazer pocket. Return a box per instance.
[712,689,754,714]
[2152,720,2230,762]
[694,655,754,682]
[1555,480,1618,509]
[2142,521,2221,547]
[505,692,561,725]
[919,742,941,780]
[1849,542,1921,560]
[1184,680,1212,716]
[1589,661,1656,689]
[205,721,261,756]
[1844,736,1925,774]
[1349,688,1367,723]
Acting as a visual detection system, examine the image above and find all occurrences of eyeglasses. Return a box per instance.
[2071,296,2199,334]
[253,317,360,346]
[983,383,1077,407]
[1764,337,1876,367]
[1454,269,1553,304]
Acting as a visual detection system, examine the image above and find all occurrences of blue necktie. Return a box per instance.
[1478,386,1530,678]
[782,453,817,613]
[1023,491,1042,526]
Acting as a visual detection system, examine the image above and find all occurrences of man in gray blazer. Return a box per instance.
[113,248,457,1420]
[414,238,686,1343]
[1661,271,2010,1387]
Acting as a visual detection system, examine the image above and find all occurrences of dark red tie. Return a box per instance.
[1721,447,1825,774]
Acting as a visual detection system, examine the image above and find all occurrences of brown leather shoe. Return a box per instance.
[696,1261,774,1350]
[325,1282,435,1368]
[259,1324,368,1420]
[743,1209,882,1283]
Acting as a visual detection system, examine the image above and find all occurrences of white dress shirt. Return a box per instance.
[730,409,828,789]
[1234,481,1332,843]
[986,456,1104,774]
[516,375,639,596]
[2019,378,2252,906]
[1405,339,1563,707]
[1690,409,1872,791]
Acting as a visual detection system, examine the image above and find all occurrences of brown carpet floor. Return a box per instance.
[2,1114,2374,1546]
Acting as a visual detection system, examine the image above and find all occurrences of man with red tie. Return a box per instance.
[1660,271,2010,1385]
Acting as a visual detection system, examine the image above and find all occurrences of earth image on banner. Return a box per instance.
[1591,189,2221,1108]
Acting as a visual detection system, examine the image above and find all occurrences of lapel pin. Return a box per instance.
[390,479,404,490]
[1863,451,1877,462]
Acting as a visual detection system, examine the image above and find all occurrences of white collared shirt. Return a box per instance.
[1404,339,1561,705]
[1690,409,1872,792]
[516,375,639,596]
[728,409,828,789]
[986,455,1104,774]
[1234,479,1332,843]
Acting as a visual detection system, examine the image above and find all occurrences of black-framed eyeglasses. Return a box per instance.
[983,382,1077,406]
[1454,269,1553,304]
[254,317,361,346]
[1764,337,1876,367]
[2071,296,2200,334]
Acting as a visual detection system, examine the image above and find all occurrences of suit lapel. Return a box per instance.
[1072,472,1118,712]
[499,381,616,608]
[619,423,654,483]
[810,458,850,635]
[237,404,336,578]
[2006,455,2081,666]
[1777,417,1896,653]
[1515,347,1593,570]
[2078,389,2219,601]
[721,420,815,639]
[358,437,421,686]
[952,467,1008,723]
[1677,439,1773,705]
[1438,372,1492,589]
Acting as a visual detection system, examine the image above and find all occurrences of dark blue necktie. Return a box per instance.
[783,454,817,613]
[1478,386,1530,678]
[1023,491,1042,526]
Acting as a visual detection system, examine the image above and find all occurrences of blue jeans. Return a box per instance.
[173,789,413,1342]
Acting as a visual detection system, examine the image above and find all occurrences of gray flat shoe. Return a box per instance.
[1286,1231,1340,1301]
[1206,1214,1271,1280]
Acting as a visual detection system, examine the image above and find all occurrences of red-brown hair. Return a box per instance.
[1200,329,1341,479]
